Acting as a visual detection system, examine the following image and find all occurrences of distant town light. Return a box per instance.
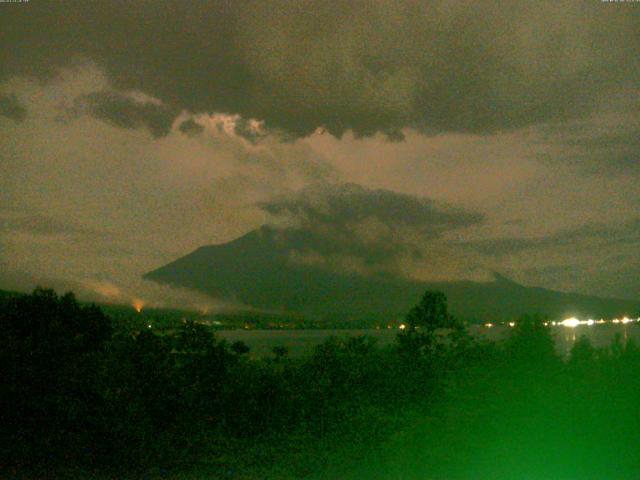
[399,324,406,330]
[560,317,580,328]
[549,317,637,327]
[484,323,494,328]
[508,322,515,328]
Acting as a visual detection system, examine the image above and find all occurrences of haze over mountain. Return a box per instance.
[145,226,639,324]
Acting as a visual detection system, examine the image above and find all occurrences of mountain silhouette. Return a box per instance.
[144,226,639,323]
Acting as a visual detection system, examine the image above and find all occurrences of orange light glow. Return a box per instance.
[133,299,145,313]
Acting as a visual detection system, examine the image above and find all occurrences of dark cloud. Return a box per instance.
[575,130,639,174]
[260,183,484,235]
[264,226,406,266]
[0,214,99,237]
[594,261,640,300]
[2,1,637,138]
[468,219,640,257]
[74,91,178,138]
[534,111,640,175]
[178,118,204,137]
[0,94,26,122]
[259,183,484,268]
[522,256,640,300]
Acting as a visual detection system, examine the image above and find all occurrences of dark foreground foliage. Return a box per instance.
[1,289,639,479]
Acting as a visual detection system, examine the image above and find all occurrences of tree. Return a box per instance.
[176,319,213,354]
[231,340,251,356]
[0,287,112,356]
[506,313,556,365]
[569,334,595,367]
[0,288,113,465]
[406,290,456,332]
[398,290,463,358]
[272,345,289,361]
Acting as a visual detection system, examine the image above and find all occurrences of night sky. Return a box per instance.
[1,1,638,309]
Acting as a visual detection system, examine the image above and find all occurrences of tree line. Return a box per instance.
[1,288,639,479]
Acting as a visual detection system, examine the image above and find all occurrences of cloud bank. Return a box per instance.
[258,183,484,275]
[2,1,637,138]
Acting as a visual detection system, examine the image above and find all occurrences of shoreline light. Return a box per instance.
[560,317,580,328]
[470,317,638,329]
[556,316,639,328]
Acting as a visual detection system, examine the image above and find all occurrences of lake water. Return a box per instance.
[217,323,640,358]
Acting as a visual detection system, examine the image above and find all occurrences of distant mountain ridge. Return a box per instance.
[144,226,639,324]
